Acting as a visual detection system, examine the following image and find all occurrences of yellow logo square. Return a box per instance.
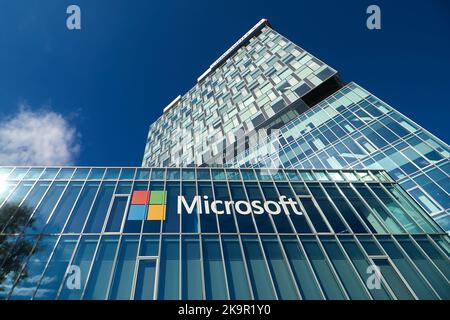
[147,204,166,221]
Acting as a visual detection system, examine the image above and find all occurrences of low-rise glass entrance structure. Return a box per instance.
[0,166,449,300]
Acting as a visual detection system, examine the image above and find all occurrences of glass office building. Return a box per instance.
[142,20,450,232]
[227,83,450,231]
[142,19,340,168]
[0,166,449,300]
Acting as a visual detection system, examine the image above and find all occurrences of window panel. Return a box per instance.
[300,236,346,299]
[134,259,157,300]
[64,182,100,233]
[242,236,276,299]
[202,236,228,299]
[213,182,237,233]
[181,236,202,299]
[320,237,370,299]
[181,182,199,233]
[260,182,293,233]
[105,196,128,232]
[261,236,299,299]
[395,236,450,299]
[221,236,252,299]
[244,182,274,233]
[25,182,67,234]
[139,235,159,256]
[339,237,393,300]
[158,236,179,300]
[198,181,218,232]
[45,182,83,233]
[34,236,78,299]
[83,236,119,300]
[322,185,367,233]
[59,236,99,300]
[413,235,450,281]
[84,182,116,233]
[9,236,58,300]
[372,258,415,300]
[0,181,38,233]
[109,236,139,300]
[229,182,256,233]
[281,236,324,299]
[377,236,438,299]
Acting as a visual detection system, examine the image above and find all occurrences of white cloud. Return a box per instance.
[0,107,80,166]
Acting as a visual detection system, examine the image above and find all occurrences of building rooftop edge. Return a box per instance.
[161,19,271,115]
[197,18,271,83]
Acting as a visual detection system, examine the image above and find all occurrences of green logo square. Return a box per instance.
[149,190,167,205]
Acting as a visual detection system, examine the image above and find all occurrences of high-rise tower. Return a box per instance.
[143,20,450,231]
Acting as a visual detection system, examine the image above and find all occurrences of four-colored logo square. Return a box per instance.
[128,190,167,221]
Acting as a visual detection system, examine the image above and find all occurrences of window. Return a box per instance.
[109,236,139,299]
[84,236,119,299]
[105,196,128,232]
[242,236,276,299]
[221,236,252,299]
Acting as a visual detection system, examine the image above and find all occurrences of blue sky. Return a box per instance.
[0,0,449,166]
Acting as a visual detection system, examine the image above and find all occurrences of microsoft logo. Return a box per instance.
[128,190,167,221]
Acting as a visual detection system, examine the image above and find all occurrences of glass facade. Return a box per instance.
[227,83,450,231]
[141,21,449,232]
[0,166,449,300]
[143,20,338,167]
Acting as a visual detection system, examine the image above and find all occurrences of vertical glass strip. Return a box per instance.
[134,260,157,300]
[322,185,368,233]
[260,182,293,233]
[181,182,199,233]
[377,236,438,299]
[0,182,18,206]
[371,258,415,300]
[244,182,274,233]
[45,182,83,233]
[221,236,252,299]
[213,182,237,233]
[395,236,449,299]
[413,235,450,280]
[181,235,203,299]
[2,181,48,234]
[109,236,139,300]
[84,182,116,233]
[308,184,348,233]
[300,236,346,299]
[83,236,119,300]
[338,184,386,233]
[25,182,67,234]
[388,185,440,232]
[64,182,100,233]
[198,181,218,233]
[339,236,393,300]
[241,236,276,299]
[320,237,370,299]
[229,182,256,233]
[59,236,99,300]
[9,236,58,300]
[161,181,180,233]
[202,236,228,299]
[281,236,324,300]
[34,236,78,299]
[105,196,128,232]
[157,236,179,300]
[369,185,422,233]
[261,236,300,299]
[354,185,405,233]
